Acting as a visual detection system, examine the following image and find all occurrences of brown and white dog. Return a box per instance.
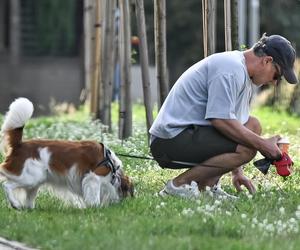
[0,98,133,209]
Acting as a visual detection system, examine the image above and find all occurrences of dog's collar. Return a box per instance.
[96,144,120,185]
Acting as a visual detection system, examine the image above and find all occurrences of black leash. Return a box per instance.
[116,152,154,161]
[115,152,230,169]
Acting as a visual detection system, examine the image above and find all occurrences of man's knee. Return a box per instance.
[245,116,262,135]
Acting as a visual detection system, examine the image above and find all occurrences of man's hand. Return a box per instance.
[258,135,282,160]
[232,168,256,194]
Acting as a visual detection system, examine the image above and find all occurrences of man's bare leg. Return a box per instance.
[173,116,261,189]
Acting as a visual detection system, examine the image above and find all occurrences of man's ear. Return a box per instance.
[264,55,273,64]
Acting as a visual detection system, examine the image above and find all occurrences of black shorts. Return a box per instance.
[150,125,238,169]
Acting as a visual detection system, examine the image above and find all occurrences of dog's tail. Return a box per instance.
[1,98,33,151]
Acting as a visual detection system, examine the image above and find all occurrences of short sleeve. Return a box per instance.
[205,74,242,120]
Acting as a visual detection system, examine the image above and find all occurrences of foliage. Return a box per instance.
[21,0,80,56]
[260,0,300,50]
[0,106,300,249]
[141,0,300,84]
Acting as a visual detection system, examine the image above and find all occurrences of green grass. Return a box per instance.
[0,106,300,250]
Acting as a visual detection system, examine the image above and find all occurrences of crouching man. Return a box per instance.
[150,33,298,199]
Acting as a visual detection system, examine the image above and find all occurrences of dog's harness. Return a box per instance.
[96,144,120,185]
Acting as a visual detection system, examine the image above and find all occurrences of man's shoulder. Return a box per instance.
[209,51,244,64]
[208,51,246,76]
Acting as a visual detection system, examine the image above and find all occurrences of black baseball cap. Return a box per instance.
[262,34,298,84]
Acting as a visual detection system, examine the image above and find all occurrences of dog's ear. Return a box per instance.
[120,175,134,198]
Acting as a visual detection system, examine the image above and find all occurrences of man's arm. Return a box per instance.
[210,118,282,160]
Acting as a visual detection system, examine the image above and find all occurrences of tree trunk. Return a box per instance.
[289,80,300,115]
[207,0,216,55]
[135,0,154,140]
[202,0,208,57]
[249,0,260,46]
[83,0,93,102]
[119,0,132,139]
[102,0,115,130]
[231,0,239,50]
[90,0,103,118]
[154,0,168,108]
[224,0,232,51]
[202,0,216,57]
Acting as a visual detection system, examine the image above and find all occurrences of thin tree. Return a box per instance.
[289,77,300,115]
[224,0,232,51]
[90,0,103,118]
[208,0,216,55]
[83,0,93,103]
[135,0,154,138]
[154,0,168,108]
[102,0,116,130]
[202,0,216,57]
[202,0,208,57]
[231,0,239,50]
[119,0,132,139]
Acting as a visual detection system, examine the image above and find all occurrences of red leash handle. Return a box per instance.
[272,152,294,177]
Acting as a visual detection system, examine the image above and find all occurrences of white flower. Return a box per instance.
[204,204,215,213]
[182,208,194,216]
[195,199,201,205]
[225,211,232,216]
[252,217,258,224]
[196,206,203,212]
[295,210,300,219]
[246,193,253,199]
[279,207,285,215]
[214,200,221,206]
[160,202,166,207]
[265,223,275,233]
[205,186,211,191]
[241,213,247,219]
[258,223,264,229]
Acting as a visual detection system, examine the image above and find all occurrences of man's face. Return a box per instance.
[252,57,282,86]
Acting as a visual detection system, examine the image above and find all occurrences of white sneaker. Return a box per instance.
[211,185,238,200]
[158,180,200,199]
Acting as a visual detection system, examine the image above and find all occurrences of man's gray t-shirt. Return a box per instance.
[149,50,256,139]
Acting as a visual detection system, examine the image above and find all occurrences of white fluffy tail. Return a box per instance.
[1,98,33,152]
[1,97,34,132]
